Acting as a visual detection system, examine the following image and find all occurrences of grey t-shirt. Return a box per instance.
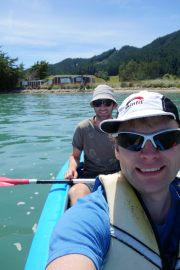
[72,117,120,176]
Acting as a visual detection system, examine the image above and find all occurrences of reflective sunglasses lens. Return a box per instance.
[104,100,113,106]
[117,133,144,151]
[93,99,113,107]
[93,100,102,107]
[154,130,180,150]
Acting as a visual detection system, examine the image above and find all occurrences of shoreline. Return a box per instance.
[4,86,180,94]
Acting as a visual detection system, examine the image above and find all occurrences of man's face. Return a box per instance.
[93,99,116,121]
[115,117,180,197]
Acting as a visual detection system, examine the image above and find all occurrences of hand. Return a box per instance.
[64,168,78,179]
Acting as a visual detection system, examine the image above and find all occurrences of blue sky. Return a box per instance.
[1,0,179,68]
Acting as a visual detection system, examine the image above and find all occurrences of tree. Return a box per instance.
[119,60,161,81]
[119,60,139,81]
[28,61,49,80]
[95,70,109,81]
[0,49,24,92]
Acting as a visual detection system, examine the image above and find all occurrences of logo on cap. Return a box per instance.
[126,96,144,109]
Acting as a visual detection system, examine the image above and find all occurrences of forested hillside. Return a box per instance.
[48,30,180,80]
[1,29,179,92]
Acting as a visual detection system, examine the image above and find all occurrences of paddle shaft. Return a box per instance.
[29,179,94,185]
[0,177,95,186]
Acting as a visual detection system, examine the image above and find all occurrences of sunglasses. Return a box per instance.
[93,99,113,107]
[114,128,180,152]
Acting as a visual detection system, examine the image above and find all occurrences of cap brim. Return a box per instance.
[100,119,121,133]
[100,110,176,133]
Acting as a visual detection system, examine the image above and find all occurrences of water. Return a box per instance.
[0,91,179,269]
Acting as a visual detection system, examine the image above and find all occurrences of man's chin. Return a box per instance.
[99,114,111,120]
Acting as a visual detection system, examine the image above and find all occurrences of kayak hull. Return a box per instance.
[25,161,70,270]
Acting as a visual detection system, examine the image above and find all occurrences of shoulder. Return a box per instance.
[48,187,110,269]
[171,177,180,191]
[69,186,109,224]
[170,178,180,203]
[76,118,93,128]
[73,119,94,136]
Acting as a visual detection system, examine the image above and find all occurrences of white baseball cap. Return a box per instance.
[100,91,180,133]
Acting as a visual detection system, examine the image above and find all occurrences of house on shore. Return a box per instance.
[51,75,95,85]
[21,75,95,89]
[21,79,45,89]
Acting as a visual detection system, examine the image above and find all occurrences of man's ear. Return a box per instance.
[113,103,118,109]
[115,144,120,160]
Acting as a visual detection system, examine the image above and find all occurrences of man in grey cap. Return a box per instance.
[65,84,120,205]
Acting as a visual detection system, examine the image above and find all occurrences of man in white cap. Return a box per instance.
[65,84,120,205]
[47,90,180,270]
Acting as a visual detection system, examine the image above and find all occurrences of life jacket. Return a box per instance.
[99,172,180,270]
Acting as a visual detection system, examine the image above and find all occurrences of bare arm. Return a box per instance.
[46,254,96,270]
[64,147,81,179]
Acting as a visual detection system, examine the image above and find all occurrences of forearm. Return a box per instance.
[65,149,81,179]
[68,155,80,171]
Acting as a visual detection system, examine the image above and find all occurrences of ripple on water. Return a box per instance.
[17,201,26,206]
[13,242,22,251]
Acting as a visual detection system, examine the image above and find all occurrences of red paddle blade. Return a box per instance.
[0,182,15,186]
[0,177,29,186]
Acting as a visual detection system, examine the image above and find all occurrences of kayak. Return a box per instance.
[25,160,70,270]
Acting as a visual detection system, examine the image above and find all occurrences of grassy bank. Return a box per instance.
[6,75,180,94]
[103,75,180,89]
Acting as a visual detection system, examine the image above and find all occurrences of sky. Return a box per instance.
[0,0,180,69]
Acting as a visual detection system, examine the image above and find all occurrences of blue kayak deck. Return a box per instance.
[25,161,70,270]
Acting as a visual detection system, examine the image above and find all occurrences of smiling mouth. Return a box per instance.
[137,166,165,173]
[99,110,108,113]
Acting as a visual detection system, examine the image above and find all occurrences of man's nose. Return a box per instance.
[140,140,158,154]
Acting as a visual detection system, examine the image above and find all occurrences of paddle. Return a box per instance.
[0,176,95,187]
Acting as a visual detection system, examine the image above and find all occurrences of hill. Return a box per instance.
[48,30,180,79]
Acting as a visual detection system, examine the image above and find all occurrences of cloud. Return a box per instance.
[1,0,179,68]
